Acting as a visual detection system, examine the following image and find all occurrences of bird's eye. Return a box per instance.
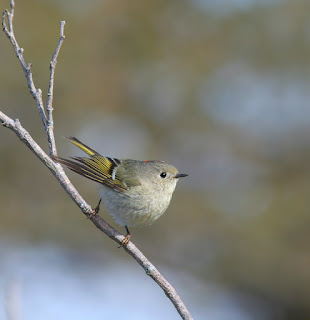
[160,172,167,178]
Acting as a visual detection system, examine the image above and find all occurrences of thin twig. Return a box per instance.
[46,21,66,156]
[1,2,194,319]
[2,0,47,128]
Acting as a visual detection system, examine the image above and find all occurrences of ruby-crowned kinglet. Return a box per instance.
[52,137,187,245]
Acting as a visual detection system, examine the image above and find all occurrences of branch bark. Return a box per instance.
[46,20,65,156]
[2,0,47,128]
[1,2,194,319]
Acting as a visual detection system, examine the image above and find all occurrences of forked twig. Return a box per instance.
[0,2,194,319]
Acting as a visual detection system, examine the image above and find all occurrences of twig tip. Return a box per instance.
[10,0,15,10]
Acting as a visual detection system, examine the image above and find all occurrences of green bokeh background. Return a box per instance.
[1,0,310,319]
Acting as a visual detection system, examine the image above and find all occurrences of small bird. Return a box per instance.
[52,137,187,245]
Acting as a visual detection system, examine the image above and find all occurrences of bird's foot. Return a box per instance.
[118,226,131,248]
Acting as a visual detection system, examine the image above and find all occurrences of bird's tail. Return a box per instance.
[52,137,126,191]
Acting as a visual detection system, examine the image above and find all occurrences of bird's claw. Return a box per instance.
[118,234,131,248]
[87,199,101,219]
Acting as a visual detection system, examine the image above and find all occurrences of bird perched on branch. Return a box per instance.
[52,137,187,246]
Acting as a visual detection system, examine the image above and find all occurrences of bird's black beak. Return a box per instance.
[174,173,188,179]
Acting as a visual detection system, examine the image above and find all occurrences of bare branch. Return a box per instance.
[1,2,194,319]
[46,21,66,156]
[2,2,47,127]
[0,110,194,319]
[0,111,112,221]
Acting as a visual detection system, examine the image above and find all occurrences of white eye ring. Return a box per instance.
[160,172,167,178]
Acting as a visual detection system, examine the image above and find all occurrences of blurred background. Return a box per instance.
[1,0,310,319]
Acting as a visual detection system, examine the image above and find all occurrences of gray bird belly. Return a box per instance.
[99,186,171,227]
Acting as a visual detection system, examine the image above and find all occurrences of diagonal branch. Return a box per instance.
[0,111,193,320]
[1,2,194,320]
